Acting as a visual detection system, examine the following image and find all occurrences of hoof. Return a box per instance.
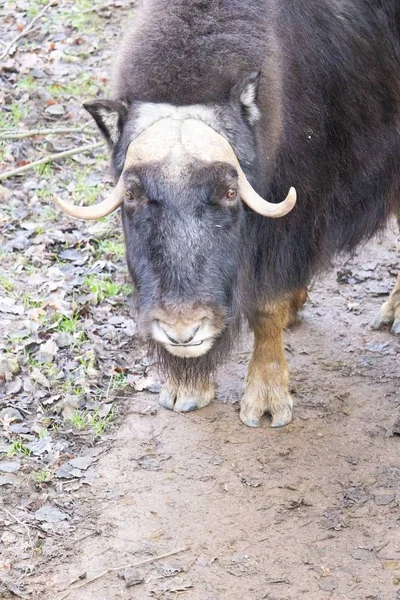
[240,393,293,429]
[159,386,176,410]
[239,411,261,428]
[371,308,392,330]
[270,404,293,428]
[159,382,214,413]
[391,318,400,335]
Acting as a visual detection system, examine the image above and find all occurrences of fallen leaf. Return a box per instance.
[0,460,21,473]
[37,338,58,362]
[34,505,68,523]
[69,456,93,471]
[31,368,50,388]
[122,568,144,588]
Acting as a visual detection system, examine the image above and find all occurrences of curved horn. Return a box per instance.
[237,165,297,218]
[53,176,126,220]
[183,119,297,218]
[52,140,142,220]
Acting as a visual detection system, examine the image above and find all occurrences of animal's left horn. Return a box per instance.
[237,165,296,218]
[188,120,297,218]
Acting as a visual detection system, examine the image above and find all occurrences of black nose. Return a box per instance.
[161,324,200,345]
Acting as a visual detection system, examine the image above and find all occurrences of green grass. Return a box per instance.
[93,239,126,260]
[0,103,29,130]
[53,314,80,333]
[33,163,54,178]
[27,0,49,19]
[68,410,89,429]
[46,74,99,100]
[91,407,115,436]
[7,440,32,457]
[18,76,36,92]
[34,469,53,483]
[71,171,101,206]
[112,372,129,390]
[83,275,131,301]
[67,406,115,435]
[23,293,43,309]
[58,379,85,396]
[0,274,15,293]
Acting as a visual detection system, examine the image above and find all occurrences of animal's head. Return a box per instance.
[53,74,296,376]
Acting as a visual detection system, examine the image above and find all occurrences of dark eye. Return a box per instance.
[225,188,237,200]
[124,190,139,208]
[219,187,238,207]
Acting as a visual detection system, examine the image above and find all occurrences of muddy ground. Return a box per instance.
[1,1,399,599]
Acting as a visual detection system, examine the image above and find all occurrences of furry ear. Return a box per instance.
[83,99,128,147]
[231,71,261,125]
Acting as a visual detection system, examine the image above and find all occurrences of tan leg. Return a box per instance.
[288,287,308,326]
[240,295,294,428]
[371,273,400,335]
[159,378,215,412]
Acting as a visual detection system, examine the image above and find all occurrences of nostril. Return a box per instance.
[164,331,180,344]
[181,324,200,344]
[158,322,200,345]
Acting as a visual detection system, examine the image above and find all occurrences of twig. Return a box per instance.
[0,124,93,141]
[2,508,34,560]
[53,546,189,600]
[105,372,114,402]
[0,141,103,181]
[0,1,58,62]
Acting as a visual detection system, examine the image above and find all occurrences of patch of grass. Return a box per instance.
[26,353,58,378]
[66,406,115,436]
[93,239,126,260]
[34,469,53,483]
[0,274,15,293]
[42,206,59,220]
[90,407,115,436]
[58,379,85,396]
[27,0,49,19]
[53,314,80,334]
[0,103,29,130]
[112,372,129,389]
[46,73,99,100]
[33,163,54,178]
[18,76,36,92]
[23,293,43,309]
[7,440,32,457]
[66,0,98,32]
[71,172,100,207]
[84,275,131,302]
[68,410,89,430]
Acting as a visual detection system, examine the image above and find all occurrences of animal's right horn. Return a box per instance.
[52,141,141,220]
[53,176,126,220]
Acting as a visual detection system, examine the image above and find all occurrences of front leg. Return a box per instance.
[240,297,293,428]
[159,378,215,412]
[371,273,400,335]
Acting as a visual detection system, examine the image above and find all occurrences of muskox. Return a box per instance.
[54,0,400,428]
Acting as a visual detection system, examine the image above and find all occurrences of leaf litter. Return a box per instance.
[0,0,158,595]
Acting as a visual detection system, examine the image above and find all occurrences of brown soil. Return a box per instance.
[32,223,399,600]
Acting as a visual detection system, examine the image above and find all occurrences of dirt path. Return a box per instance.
[35,225,398,600]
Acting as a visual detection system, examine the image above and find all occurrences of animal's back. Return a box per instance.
[114,0,271,104]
